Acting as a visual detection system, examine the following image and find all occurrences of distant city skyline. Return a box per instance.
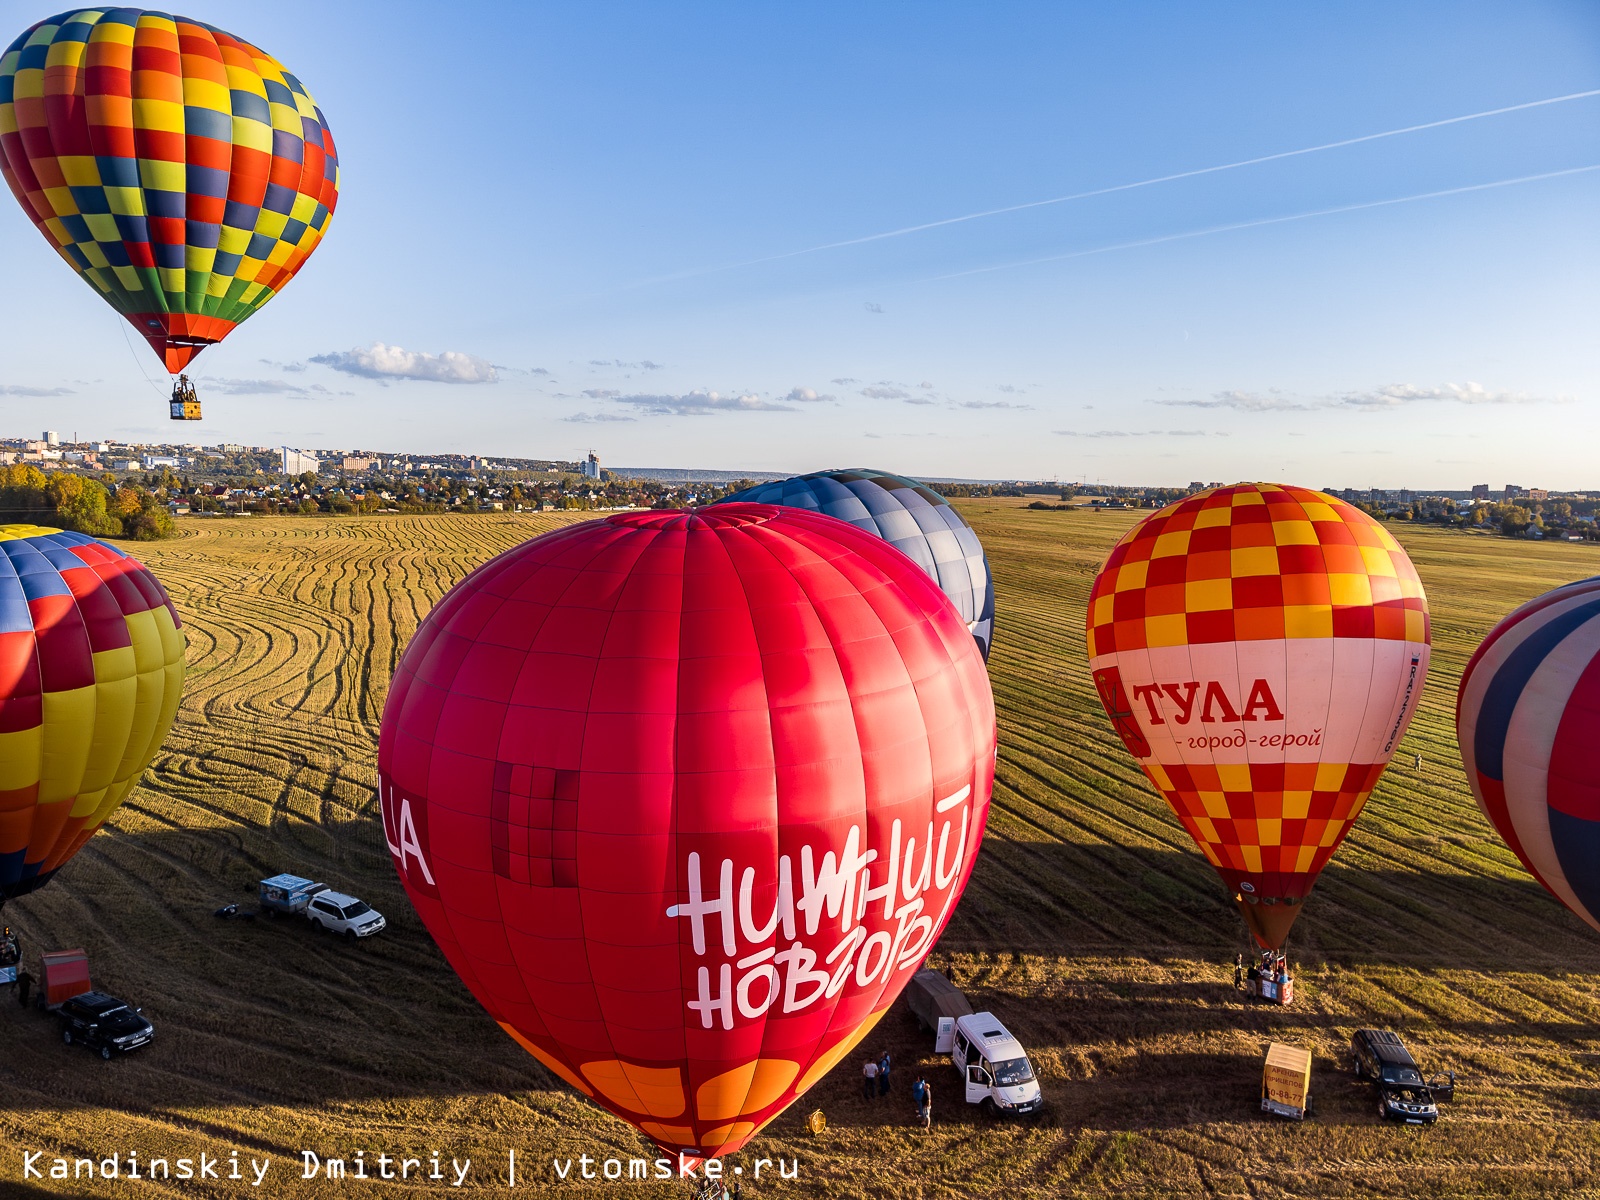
[1,2,1595,487]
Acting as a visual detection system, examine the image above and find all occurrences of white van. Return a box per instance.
[951,1012,1044,1115]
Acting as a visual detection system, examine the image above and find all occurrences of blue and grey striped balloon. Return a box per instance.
[719,468,995,661]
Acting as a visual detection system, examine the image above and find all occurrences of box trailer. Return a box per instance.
[904,968,973,1053]
[36,948,91,1010]
[1261,1041,1312,1119]
[259,873,327,917]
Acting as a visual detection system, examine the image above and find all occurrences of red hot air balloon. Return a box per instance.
[377,505,995,1159]
[1458,576,1600,933]
[1086,484,1431,948]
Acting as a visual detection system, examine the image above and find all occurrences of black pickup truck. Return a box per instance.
[56,991,155,1060]
[1350,1029,1455,1124]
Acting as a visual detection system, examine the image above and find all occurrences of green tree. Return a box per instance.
[1500,505,1531,535]
[45,473,120,537]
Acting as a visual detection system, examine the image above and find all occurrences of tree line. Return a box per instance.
[0,465,176,540]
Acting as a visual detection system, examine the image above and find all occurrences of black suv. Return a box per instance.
[1350,1029,1454,1124]
[56,991,154,1060]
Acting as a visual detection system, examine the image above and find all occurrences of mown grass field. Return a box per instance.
[2,502,1598,1199]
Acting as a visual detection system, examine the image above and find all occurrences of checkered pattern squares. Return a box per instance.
[1088,483,1429,658]
[0,9,339,373]
[1145,759,1384,897]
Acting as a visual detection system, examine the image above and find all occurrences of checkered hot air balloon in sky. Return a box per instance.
[0,8,338,388]
[719,469,996,661]
[1086,484,1431,948]
[0,526,185,907]
[1458,576,1600,935]
[378,506,995,1159]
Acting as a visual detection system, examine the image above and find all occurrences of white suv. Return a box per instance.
[306,891,386,941]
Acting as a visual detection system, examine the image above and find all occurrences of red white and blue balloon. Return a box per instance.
[1457,576,1600,933]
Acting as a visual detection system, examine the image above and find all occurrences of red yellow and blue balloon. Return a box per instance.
[0,526,184,906]
[0,8,339,373]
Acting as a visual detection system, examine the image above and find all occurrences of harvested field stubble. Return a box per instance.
[0,505,1597,1198]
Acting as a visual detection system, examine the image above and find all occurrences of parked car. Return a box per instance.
[1350,1029,1455,1124]
[56,990,154,1060]
[306,890,386,940]
[951,1012,1044,1116]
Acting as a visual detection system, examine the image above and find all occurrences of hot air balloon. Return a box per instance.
[1085,483,1430,948]
[0,9,340,420]
[1457,576,1600,933]
[719,469,996,660]
[0,525,184,907]
[378,505,995,1159]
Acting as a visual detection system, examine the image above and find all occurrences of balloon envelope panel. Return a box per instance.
[719,469,995,659]
[0,525,185,902]
[1458,576,1600,933]
[0,9,339,372]
[1085,484,1431,947]
[377,505,996,1158]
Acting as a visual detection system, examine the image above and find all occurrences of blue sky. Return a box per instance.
[1,1,1596,487]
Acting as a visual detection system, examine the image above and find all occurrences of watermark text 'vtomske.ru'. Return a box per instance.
[21,1148,799,1187]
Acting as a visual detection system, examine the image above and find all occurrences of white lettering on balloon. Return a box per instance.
[668,786,971,1029]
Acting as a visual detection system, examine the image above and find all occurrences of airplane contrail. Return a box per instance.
[626,87,1599,287]
[928,164,1600,281]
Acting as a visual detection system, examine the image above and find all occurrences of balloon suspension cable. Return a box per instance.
[116,313,171,396]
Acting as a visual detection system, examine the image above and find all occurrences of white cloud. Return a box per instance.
[864,302,885,314]
[903,397,936,406]
[960,400,1033,411]
[1055,429,1216,438]
[0,384,72,396]
[783,387,834,403]
[209,378,336,396]
[614,390,795,415]
[1336,381,1559,408]
[861,385,909,400]
[583,388,621,399]
[1158,381,1566,412]
[1155,389,1313,412]
[563,411,636,423]
[311,342,497,384]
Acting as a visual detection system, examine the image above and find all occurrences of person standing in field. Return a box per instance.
[863,1058,878,1099]
[1233,953,1244,990]
[878,1049,892,1096]
[919,1080,933,1129]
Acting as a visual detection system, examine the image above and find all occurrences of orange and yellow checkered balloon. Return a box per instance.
[0,526,184,906]
[1086,484,1430,947]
